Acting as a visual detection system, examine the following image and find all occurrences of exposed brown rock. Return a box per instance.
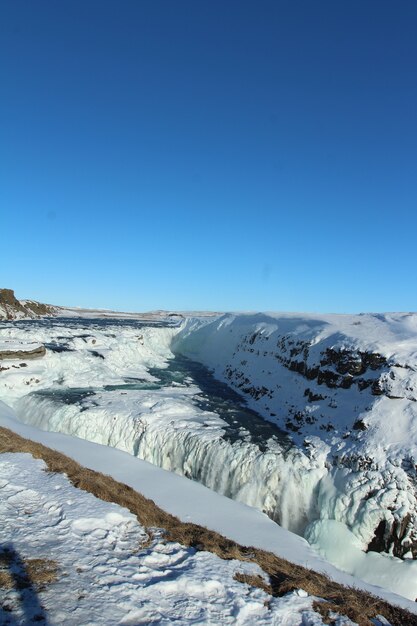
[0,345,46,360]
[0,288,56,320]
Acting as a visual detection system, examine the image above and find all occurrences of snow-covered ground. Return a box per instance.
[1,312,417,602]
[54,305,217,320]
[1,451,336,625]
[2,400,417,620]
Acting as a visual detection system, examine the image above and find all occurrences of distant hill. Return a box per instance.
[0,288,213,321]
[0,288,58,320]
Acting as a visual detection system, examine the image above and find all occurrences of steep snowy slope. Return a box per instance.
[175,313,417,562]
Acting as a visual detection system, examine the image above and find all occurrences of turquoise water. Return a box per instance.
[18,317,289,451]
[33,353,290,452]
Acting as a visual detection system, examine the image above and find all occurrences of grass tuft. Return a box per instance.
[0,548,57,591]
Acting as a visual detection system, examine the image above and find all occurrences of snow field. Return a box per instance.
[0,452,340,626]
[0,322,177,406]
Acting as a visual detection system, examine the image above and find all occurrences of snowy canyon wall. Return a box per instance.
[174,312,417,559]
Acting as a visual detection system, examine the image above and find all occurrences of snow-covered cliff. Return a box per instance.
[174,312,417,560]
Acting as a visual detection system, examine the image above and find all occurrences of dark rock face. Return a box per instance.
[274,338,388,396]
[0,289,28,318]
[320,348,387,376]
[304,388,325,402]
[367,515,417,559]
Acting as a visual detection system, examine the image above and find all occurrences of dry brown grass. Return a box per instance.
[0,548,57,591]
[234,572,272,595]
[0,425,416,626]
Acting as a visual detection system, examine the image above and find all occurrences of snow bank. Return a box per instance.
[1,450,333,625]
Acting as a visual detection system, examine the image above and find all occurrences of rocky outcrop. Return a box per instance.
[367,514,417,559]
[0,289,57,320]
[0,289,28,319]
[0,344,46,360]
[222,333,400,437]
[245,331,390,396]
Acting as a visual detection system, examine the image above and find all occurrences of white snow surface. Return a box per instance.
[0,322,177,405]
[2,312,417,602]
[53,306,182,320]
[1,401,416,619]
[0,340,43,353]
[0,451,336,626]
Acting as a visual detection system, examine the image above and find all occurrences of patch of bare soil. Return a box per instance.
[0,547,57,591]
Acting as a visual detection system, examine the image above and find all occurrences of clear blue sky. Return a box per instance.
[2,1,416,312]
